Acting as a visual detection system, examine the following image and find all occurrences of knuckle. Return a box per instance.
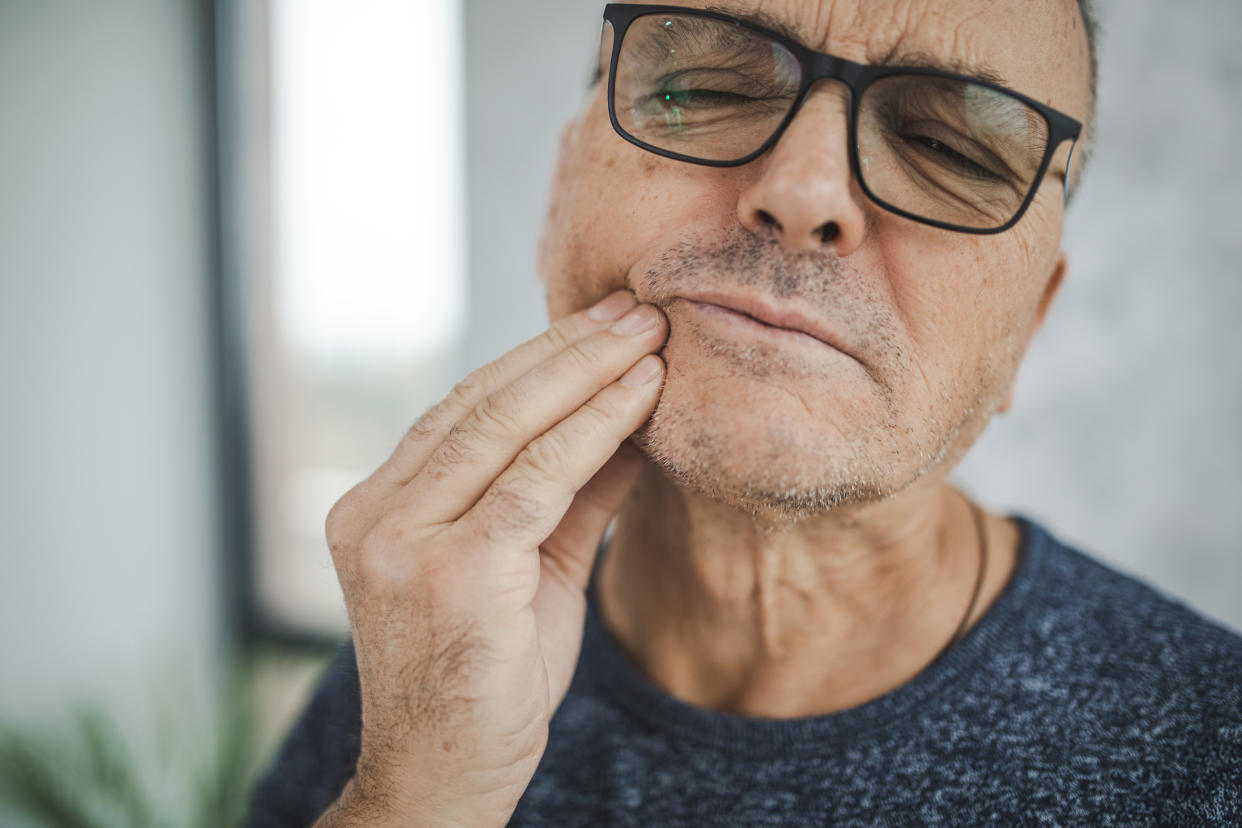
[563,339,604,374]
[576,396,620,433]
[473,386,523,437]
[430,423,477,477]
[444,379,478,413]
[448,362,498,409]
[403,401,447,443]
[478,481,544,543]
[519,428,575,484]
[325,486,365,561]
[352,520,418,590]
[540,320,575,353]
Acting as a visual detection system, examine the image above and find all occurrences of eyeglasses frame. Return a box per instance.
[601,3,1084,235]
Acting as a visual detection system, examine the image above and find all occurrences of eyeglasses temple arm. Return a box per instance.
[1063,140,1078,201]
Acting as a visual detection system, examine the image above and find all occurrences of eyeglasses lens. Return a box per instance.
[612,13,1052,230]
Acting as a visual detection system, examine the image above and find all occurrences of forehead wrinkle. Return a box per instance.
[879,1,1007,81]
[701,0,867,54]
[697,0,1010,88]
[701,1,803,43]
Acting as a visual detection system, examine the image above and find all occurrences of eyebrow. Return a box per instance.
[884,50,1010,89]
[701,3,1013,89]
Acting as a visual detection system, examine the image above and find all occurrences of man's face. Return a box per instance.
[540,0,1092,522]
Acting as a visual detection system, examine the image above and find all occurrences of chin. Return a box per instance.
[629,371,917,524]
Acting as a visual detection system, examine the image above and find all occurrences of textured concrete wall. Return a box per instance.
[464,0,1242,630]
[955,0,1242,630]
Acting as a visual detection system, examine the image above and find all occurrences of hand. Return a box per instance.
[313,290,667,827]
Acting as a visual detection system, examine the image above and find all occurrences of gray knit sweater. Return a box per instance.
[245,518,1242,825]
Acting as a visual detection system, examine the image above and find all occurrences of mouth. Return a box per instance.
[672,291,857,362]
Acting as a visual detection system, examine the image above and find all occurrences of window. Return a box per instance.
[222,0,465,640]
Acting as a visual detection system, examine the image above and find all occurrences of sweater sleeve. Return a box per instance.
[243,642,363,828]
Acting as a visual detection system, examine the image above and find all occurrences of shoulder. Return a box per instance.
[1018,517,1242,678]
[244,642,363,828]
[1009,519,1242,812]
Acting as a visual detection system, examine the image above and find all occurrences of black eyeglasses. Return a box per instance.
[601,3,1083,234]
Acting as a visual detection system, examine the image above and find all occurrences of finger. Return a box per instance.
[323,291,642,556]
[376,289,640,487]
[404,304,667,526]
[455,353,665,555]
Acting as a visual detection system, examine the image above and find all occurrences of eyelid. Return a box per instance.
[877,95,1026,184]
[902,130,1006,183]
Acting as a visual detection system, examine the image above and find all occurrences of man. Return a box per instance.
[246,0,1242,824]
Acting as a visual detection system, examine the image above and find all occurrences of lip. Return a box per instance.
[674,291,857,361]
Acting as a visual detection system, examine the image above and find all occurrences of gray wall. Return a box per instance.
[465,0,1242,630]
[463,1,597,370]
[0,0,221,718]
[955,0,1242,628]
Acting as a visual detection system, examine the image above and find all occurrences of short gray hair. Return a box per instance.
[1070,0,1101,199]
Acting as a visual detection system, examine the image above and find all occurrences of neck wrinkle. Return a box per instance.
[597,462,985,717]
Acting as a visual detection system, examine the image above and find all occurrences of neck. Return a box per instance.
[594,463,1019,717]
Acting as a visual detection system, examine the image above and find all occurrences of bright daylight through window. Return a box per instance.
[252,0,464,637]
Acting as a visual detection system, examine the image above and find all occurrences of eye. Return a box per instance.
[902,134,1005,182]
[657,87,758,108]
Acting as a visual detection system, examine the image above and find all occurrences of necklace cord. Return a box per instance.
[929,498,989,666]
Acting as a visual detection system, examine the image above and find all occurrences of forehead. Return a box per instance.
[623,0,1091,121]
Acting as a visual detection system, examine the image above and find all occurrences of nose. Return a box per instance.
[736,83,868,255]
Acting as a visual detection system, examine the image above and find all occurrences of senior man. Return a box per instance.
[246,0,1242,824]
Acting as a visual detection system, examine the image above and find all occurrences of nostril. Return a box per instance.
[818,222,840,244]
[756,209,783,232]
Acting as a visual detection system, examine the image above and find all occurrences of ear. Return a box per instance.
[997,251,1068,414]
[1033,251,1068,331]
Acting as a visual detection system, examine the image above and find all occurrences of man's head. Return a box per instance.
[539,0,1095,524]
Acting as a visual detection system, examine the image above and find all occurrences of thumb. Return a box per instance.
[533,440,646,712]
[538,439,646,592]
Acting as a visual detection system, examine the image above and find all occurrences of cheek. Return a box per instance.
[879,225,988,360]
[543,133,740,320]
[882,224,1054,389]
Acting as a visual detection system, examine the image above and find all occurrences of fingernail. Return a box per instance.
[587,290,635,322]
[620,355,663,387]
[610,304,659,336]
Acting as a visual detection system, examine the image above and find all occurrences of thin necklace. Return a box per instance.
[929,498,989,665]
[593,499,990,668]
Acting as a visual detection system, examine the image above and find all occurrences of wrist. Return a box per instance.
[315,776,507,828]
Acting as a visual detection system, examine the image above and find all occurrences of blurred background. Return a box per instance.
[0,0,1238,822]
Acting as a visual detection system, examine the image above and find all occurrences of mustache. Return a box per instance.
[639,229,858,304]
[636,229,882,332]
